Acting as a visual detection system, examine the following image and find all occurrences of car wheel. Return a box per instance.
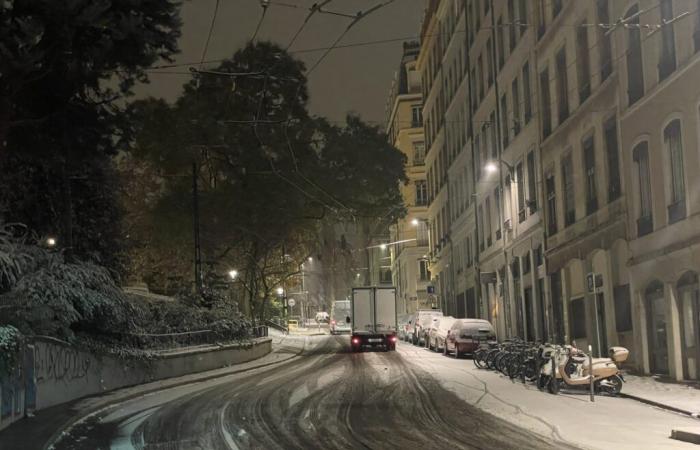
[454,344,460,359]
[443,342,448,356]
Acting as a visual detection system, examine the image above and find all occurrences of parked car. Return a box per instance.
[444,319,496,358]
[315,311,330,323]
[428,316,456,352]
[397,314,410,341]
[412,309,443,345]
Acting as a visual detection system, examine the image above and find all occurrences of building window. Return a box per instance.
[508,0,517,52]
[517,161,526,223]
[570,298,587,340]
[494,187,502,240]
[478,204,485,251]
[562,153,576,226]
[665,119,686,223]
[478,54,485,101]
[596,0,613,81]
[413,141,425,166]
[497,16,505,70]
[555,47,569,124]
[695,0,700,52]
[512,77,521,135]
[487,38,494,88]
[614,285,633,332]
[552,0,562,17]
[416,180,428,206]
[539,67,551,138]
[534,244,543,266]
[489,111,497,160]
[485,197,493,247]
[604,119,621,202]
[522,62,532,124]
[500,93,509,148]
[546,173,557,235]
[419,259,430,281]
[537,0,546,39]
[659,0,677,82]
[583,135,598,215]
[626,5,645,105]
[633,141,653,236]
[576,23,591,103]
[411,105,423,127]
[475,133,482,181]
[527,150,537,213]
[522,251,531,274]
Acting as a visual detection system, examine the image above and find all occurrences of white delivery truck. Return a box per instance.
[350,287,398,352]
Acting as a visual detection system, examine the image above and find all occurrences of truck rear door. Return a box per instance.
[352,288,373,334]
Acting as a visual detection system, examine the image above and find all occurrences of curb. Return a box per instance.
[43,346,303,450]
[620,393,700,419]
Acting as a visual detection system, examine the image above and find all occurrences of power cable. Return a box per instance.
[199,0,221,68]
[251,0,270,43]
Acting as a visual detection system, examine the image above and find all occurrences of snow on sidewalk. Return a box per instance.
[397,342,699,450]
[622,373,700,417]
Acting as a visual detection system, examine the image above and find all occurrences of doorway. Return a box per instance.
[678,272,700,380]
[524,287,535,341]
[646,281,669,375]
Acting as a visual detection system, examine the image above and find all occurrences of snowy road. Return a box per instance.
[52,335,575,450]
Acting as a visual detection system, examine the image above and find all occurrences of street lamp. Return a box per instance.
[411,218,420,226]
[228,269,239,280]
[379,243,387,250]
[484,159,515,176]
[276,287,284,296]
[46,237,57,248]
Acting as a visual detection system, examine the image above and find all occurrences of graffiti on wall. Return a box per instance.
[34,342,91,384]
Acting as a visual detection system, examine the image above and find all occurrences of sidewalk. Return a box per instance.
[399,343,700,450]
[0,331,306,450]
[621,373,700,417]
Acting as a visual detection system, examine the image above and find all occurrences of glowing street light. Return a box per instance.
[228,269,239,280]
[484,162,498,174]
[379,244,387,250]
[411,218,420,226]
[308,256,313,263]
[276,287,284,296]
[46,237,57,247]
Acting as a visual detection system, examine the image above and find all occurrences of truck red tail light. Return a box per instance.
[352,337,360,344]
[390,336,397,342]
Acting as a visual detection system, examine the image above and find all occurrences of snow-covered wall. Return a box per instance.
[31,336,271,410]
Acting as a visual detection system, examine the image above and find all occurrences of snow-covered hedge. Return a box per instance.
[0,325,23,378]
[0,223,134,339]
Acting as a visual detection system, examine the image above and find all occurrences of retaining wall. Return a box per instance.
[0,337,271,430]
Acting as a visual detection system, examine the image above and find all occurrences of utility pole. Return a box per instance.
[192,162,202,293]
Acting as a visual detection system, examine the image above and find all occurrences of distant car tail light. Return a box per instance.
[390,336,397,342]
[352,337,360,344]
[331,320,336,325]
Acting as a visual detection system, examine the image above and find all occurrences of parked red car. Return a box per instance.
[444,319,496,358]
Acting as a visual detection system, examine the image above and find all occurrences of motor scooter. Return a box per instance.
[541,345,629,396]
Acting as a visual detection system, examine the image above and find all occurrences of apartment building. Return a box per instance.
[411,0,700,380]
[617,0,700,381]
[385,41,431,314]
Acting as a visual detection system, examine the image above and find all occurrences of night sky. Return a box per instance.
[133,0,426,125]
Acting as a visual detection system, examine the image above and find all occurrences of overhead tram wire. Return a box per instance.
[199,0,221,68]
[251,0,270,43]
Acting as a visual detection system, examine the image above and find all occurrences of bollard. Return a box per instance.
[588,344,595,402]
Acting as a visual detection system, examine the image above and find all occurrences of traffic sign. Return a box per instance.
[287,298,296,307]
